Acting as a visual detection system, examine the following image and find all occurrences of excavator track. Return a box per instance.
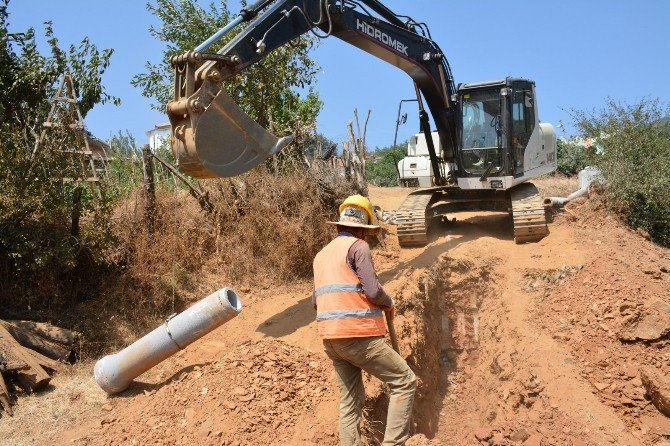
[510,182,549,244]
[395,191,435,247]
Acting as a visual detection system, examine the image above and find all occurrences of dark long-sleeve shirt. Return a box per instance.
[312,232,393,310]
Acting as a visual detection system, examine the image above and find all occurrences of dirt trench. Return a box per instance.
[362,248,500,444]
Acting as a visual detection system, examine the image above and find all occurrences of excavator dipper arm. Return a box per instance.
[168,0,457,180]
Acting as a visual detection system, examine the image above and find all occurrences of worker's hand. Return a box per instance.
[382,306,395,320]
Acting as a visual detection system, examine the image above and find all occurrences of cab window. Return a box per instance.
[512,89,535,148]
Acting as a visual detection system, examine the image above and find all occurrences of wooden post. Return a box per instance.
[151,153,214,213]
[142,144,156,233]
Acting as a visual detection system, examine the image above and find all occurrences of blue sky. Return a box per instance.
[7,0,670,150]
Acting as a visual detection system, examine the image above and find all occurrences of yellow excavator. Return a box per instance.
[167,0,556,246]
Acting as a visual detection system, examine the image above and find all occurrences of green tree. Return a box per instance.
[572,98,670,246]
[366,142,406,187]
[131,0,322,138]
[0,0,118,278]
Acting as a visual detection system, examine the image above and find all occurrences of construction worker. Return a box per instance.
[313,195,417,446]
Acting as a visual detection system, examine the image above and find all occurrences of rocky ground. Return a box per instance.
[1,181,669,446]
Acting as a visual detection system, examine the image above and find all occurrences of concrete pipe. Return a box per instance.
[94,288,243,394]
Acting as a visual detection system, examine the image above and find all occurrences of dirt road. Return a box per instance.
[2,183,669,446]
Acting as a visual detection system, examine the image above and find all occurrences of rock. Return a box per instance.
[406,434,442,446]
[223,401,237,410]
[640,367,670,417]
[618,304,670,342]
[232,386,248,395]
[623,364,639,379]
[594,382,610,391]
[510,429,530,442]
[474,427,493,441]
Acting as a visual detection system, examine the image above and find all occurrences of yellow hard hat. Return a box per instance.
[339,195,374,223]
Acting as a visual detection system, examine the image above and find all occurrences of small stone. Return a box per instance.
[239,393,255,402]
[509,429,529,442]
[101,404,113,412]
[474,427,493,441]
[594,382,610,391]
[223,401,237,410]
[233,387,248,395]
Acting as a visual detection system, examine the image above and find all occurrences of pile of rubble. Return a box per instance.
[90,339,337,446]
[0,320,79,415]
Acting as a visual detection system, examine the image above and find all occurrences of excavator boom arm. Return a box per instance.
[168,0,457,180]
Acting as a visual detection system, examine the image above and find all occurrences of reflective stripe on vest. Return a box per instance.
[314,283,363,297]
[312,236,386,339]
[316,308,383,321]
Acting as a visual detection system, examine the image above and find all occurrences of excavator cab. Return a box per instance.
[456,78,555,188]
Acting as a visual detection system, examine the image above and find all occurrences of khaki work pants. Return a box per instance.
[323,336,417,446]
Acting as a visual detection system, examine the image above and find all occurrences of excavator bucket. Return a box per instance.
[171,87,293,179]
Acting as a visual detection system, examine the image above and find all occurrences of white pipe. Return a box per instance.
[543,167,605,207]
[544,187,589,207]
[94,288,243,394]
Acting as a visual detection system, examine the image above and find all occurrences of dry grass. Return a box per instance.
[533,174,579,198]
[0,360,107,446]
[66,166,357,356]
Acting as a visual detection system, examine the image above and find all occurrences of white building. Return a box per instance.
[146,122,171,152]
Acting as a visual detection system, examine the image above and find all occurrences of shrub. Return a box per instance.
[366,143,406,187]
[556,138,595,175]
[572,98,670,246]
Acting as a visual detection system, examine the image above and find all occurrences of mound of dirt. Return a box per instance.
[533,199,670,443]
[85,339,337,446]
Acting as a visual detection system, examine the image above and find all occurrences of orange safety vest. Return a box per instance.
[313,236,386,339]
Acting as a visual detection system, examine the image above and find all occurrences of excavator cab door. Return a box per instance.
[510,82,536,176]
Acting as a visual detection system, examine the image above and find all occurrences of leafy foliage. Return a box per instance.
[366,142,406,187]
[572,98,670,246]
[556,138,595,175]
[0,0,118,282]
[131,0,322,136]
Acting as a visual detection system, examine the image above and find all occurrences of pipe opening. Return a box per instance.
[224,288,243,313]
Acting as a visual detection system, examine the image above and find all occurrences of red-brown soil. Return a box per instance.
[2,183,669,446]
